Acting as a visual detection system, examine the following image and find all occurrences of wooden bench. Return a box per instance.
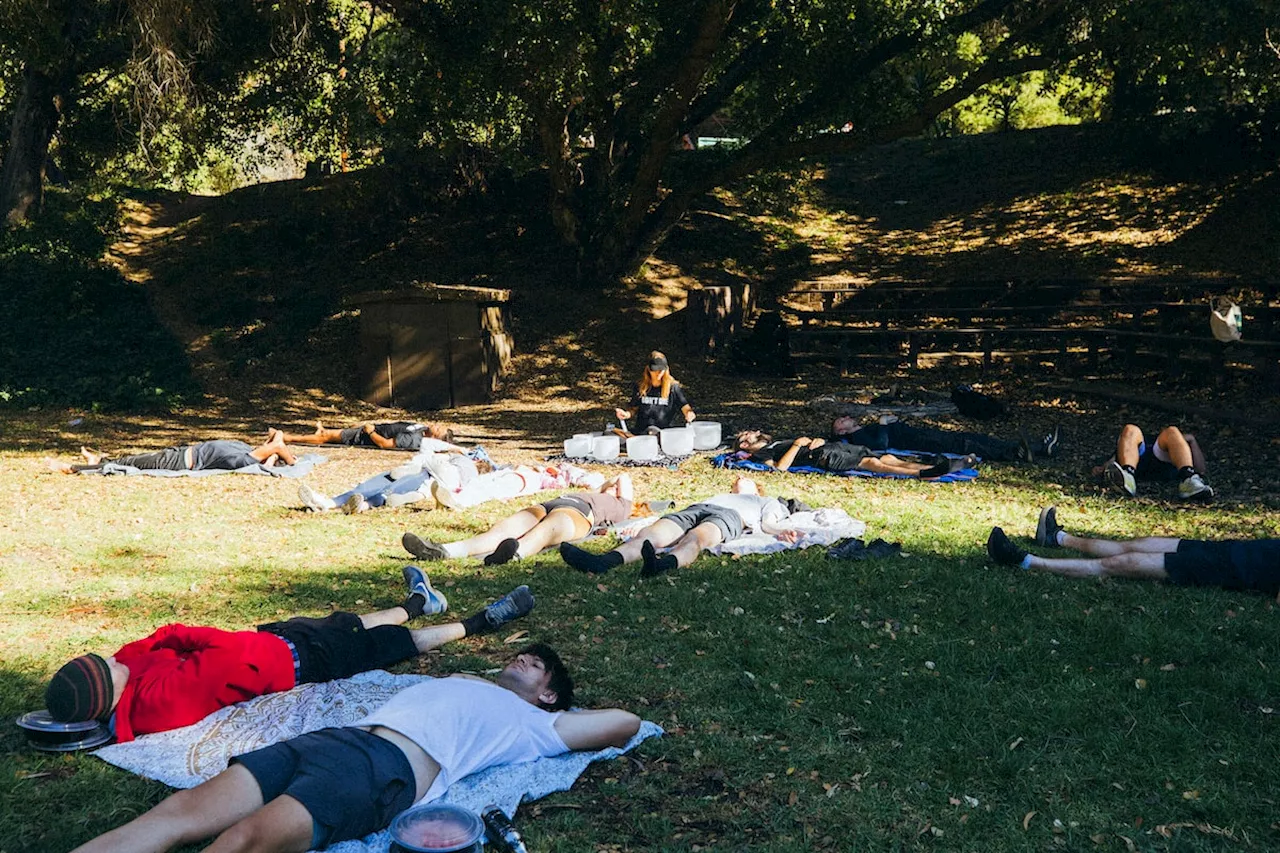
[788,326,1280,379]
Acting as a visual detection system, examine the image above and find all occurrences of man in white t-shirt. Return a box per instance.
[70,644,641,853]
[559,476,803,577]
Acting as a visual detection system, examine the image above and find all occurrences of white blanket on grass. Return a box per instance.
[613,508,866,556]
[93,671,662,853]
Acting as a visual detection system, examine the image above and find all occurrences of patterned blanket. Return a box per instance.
[93,670,662,853]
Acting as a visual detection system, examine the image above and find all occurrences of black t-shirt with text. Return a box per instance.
[629,382,690,432]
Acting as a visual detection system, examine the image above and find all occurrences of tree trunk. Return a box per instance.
[1,65,63,227]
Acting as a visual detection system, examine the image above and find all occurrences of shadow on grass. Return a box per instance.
[0,192,197,413]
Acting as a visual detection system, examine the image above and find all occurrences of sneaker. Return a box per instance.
[1178,473,1214,502]
[483,538,522,566]
[1016,433,1036,463]
[1035,506,1063,548]
[483,585,535,629]
[402,564,448,615]
[402,532,449,561]
[1040,425,1061,458]
[341,494,368,514]
[1104,460,1137,497]
[298,483,336,512]
[430,478,461,510]
[986,526,1028,567]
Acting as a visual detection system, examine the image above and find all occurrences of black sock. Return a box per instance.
[918,460,950,478]
[462,611,491,637]
[640,540,658,575]
[483,538,521,566]
[401,593,426,620]
[561,543,624,574]
[640,541,678,577]
[1177,466,1196,480]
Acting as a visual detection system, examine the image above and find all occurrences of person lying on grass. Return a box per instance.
[46,430,298,474]
[276,419,454,451]
[831,415,1059,463]
[1092,423,1213,501]
[297,447,489,513]
[987,506,1279,598]
[44,568,533,743]
[559,475,806,578]
[402,474,635,566]
[69,644,640,853]
[734,430,976,478]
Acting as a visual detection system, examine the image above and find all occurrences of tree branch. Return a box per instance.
[614,0,736,233]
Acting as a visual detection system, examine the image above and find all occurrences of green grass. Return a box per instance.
[2,431,1277,852]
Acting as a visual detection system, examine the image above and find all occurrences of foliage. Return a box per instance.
[0,188,195,410]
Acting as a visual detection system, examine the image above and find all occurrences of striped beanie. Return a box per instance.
[46,654,114,722]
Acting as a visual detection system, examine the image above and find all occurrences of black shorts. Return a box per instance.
[1133,441,1179,482]
[1164,539,1280,594]
[540,495,593,522]
[339,423,423,449]
[258,612,417,684]
[233,727,416,850]
[811,443,870,472]
[191,440,259,471]
[660,503,745,541]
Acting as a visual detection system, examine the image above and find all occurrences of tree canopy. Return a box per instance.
[2,0,1277,279]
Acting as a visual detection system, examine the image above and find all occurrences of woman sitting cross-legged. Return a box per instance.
[402,474,636,565]
[734,430,976,479]
[613,351,695,436]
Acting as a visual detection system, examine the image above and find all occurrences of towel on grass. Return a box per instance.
[711,450,978,482]
[95,453,326,479]
[93,671,662,853]
[611,509,866,557]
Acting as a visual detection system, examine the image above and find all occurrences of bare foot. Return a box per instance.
[80,446,105,465]
[314,419,326,435]
[46,458,75,474]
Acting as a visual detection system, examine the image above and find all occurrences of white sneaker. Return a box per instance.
[430,478,461,510]
[298,483,336,511]
[1104,460,1137,497]
[1178,473,1214,502]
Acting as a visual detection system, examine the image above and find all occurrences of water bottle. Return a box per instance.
[481,804,530,853]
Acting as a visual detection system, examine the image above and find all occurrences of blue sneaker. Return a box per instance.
[402,564,448,615]
[483,585,535,629]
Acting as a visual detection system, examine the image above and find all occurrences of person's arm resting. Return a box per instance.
[554,708,642,750]
[363,423,396,449]
[773,438,809,472]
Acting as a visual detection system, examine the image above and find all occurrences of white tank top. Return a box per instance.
[354,676,567,803]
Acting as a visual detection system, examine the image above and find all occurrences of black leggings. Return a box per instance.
[258,612,418,684]
[843,423,1021,462]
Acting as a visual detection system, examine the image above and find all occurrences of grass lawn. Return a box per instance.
[3,122,1279,852]
[2,424,1277,852]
